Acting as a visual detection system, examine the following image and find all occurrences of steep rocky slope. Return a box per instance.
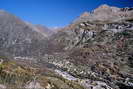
[0,10,49,57]
[46,5,133,89]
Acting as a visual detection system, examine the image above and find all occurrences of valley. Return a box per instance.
[0,4,133,89]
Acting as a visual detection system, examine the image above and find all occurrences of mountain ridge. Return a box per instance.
[0,4,133,89]
[0,10,50,57]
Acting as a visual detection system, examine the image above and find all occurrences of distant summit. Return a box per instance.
[80,12,90,18]
[35,25,54,36]
[74,4,133,23]
[94,4,120,13]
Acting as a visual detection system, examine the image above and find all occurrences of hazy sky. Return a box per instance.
[0,0,133,27]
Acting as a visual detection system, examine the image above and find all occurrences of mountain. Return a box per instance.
[74,4,133,23]
[35,24,54,37]
[0,10,49,57]
[47,4,133,89]
[0,4,133,89]
[80,12,90,18]
[24,22,49,37]
[53,4,133,49]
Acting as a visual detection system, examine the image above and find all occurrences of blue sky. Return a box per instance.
[0,0,133,27]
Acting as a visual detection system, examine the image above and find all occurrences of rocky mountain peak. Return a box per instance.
[94,4,120,13]
[74,5,124,23]
[76,4,133,22]
[80,12,90,18]
[96,4,111,10]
